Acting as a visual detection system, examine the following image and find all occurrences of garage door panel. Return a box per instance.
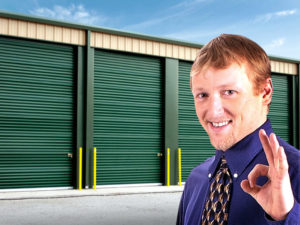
[268,74,291,142]
[0,37,75,189]
[94,50,163,185]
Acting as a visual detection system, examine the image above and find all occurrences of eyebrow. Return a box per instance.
[192,83,242,92]
[218,83,241,89]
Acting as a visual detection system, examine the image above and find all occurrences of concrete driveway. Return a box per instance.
[0,186,183,225]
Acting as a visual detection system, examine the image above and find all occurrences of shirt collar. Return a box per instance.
[208,119,273,181]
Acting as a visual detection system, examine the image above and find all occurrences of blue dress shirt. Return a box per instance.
[177,120,300,225]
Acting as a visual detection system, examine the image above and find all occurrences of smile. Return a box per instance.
[211,120,231,127]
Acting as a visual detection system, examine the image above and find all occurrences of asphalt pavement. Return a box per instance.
[0,186,183,225]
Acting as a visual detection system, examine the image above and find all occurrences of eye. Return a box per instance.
[194,92,208,100]
[224,90,236,96]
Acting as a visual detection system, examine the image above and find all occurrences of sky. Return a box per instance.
[1,0,300,60]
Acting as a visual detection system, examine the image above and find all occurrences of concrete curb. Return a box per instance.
[0,185,184,200]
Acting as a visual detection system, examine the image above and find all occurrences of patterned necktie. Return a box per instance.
[201,156,232,225]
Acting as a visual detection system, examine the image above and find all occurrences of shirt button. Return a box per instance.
[233,173,238,178]
[208,173,212,178]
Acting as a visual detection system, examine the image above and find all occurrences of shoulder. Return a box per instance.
[183,156,215,199]
[186,156,215,185]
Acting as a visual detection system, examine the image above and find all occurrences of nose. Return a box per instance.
[208,94,224,117]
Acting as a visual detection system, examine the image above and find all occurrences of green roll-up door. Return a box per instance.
[94,50,163,185]
[178,61,214,181]
[268,74,291,143]
[0,37,75,189]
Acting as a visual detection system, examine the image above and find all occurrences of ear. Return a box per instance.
[262,78,273,106]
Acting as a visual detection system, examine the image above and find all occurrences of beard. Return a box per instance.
[209,132,236,151]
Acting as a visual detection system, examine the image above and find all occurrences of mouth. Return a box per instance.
[209,120,232,128]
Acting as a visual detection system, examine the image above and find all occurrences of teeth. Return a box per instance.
[212,121,229,127]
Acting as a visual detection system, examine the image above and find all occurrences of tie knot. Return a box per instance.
[220,157,228,169]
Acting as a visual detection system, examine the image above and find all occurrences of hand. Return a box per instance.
[240,129,294,221]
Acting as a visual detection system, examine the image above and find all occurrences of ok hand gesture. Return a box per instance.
[241,129,294,221]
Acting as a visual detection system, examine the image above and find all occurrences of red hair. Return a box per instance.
[191,34,271,95]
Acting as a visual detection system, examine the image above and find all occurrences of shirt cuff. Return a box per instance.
[265,200,300,225]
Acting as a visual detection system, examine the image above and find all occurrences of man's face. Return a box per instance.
[191,63,267,151]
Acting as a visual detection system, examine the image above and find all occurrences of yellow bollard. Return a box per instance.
[167,148,170,186]
[93,147,97,190]
[178,148,182,186]
[79,147,82,190]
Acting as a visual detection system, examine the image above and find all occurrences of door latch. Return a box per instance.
[157,153,163,157]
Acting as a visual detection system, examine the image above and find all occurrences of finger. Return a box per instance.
[247,164,269,188]
[278,146,289,178]
[270,133,280,170]
[259,129,274,167]
[240,179,261,198]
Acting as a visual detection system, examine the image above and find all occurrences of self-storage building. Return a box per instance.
[0,11,299,190]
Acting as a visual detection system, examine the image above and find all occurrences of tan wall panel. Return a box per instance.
[36,24,45,39]
[185,47,191,61]
[146,40,153,55]
[178,46,184,60]
[118,36,126,51]
[111,35,118,50]
[0,18,9,34]
[8,19,18,36]
[78,30,85,45]
[139,39,146,54]
[289,63,297,75]
[103,34,111,48]
[95,32,103,48]
[90,32,95,46]
[125,37,132,52]
[166,44,173,57]
[54,26,63,42]
[45,25,54,41]
[0,17,85,45]
[159,43,166,56]
[70,29,78,44]
[152,42,158,55]
[191,48,198,61]
[18,21,28,37]
[132,38,140,52]
[270,60,297,75]
[173,45,179,58]
[62,28,71,43]
[27,22,37,38]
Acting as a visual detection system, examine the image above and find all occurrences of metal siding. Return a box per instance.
[0,37,75,189]
[94,50,164,185]
[0,17,86,46]
[268,74,291,143]
[178,61,214,181]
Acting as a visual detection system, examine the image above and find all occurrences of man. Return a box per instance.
[176,34,300,224]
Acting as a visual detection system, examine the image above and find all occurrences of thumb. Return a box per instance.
[241,179,260,198]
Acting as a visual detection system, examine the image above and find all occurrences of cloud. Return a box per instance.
[171,0,210,9]
[254,9,297,23]
[266,38,286,49]
[123,0,210,31]
[123,14,178,31]
[30,4,106,25]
